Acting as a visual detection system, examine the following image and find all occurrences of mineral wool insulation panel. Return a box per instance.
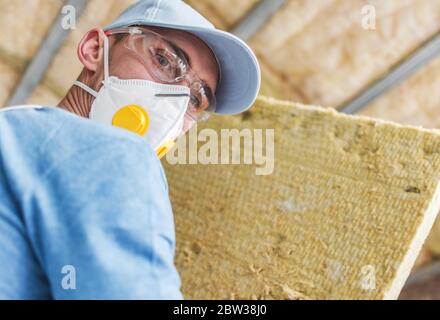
[163,96,440,300]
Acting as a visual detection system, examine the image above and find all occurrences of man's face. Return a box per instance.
[102,26,220,133]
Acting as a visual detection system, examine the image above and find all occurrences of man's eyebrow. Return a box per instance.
[169,42,192,67]
[202,83,215,109]
[169,42,215,97]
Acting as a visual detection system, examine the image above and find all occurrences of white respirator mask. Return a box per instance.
[74,34,191,158]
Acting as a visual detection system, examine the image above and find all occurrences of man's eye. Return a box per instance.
[156,54,170,67]
[190,95,201,108]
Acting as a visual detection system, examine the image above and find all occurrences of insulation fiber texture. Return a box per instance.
[163,96,440,300]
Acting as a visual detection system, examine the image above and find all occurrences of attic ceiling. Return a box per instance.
[1,0,440,296]
[2,0,440,125]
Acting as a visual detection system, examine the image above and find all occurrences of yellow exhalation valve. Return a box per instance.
[112,104,150,135]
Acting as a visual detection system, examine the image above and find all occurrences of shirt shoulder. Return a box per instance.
[0,105,180,299]
[0,105,153,152]
[0,105,168,195]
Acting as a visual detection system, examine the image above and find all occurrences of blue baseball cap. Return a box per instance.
[103,0,261,115]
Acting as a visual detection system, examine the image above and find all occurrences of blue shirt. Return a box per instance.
[0,106,182,299]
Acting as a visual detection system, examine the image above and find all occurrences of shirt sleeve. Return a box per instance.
[21,137,183,300]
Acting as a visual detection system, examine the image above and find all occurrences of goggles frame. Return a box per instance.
[105,26,216,124]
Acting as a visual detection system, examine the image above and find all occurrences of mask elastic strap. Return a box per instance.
[103,34,110,81]
[73,80,99,97]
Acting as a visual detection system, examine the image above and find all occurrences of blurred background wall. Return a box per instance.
[1,0,440,299]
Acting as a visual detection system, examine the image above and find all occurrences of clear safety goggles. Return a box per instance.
[105,27,216,125]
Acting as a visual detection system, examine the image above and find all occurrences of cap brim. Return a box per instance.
[104,21,261,115]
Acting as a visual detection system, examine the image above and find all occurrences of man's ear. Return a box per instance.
[77,28,106,72]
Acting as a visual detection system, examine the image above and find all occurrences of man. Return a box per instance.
[0,0,260,299]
